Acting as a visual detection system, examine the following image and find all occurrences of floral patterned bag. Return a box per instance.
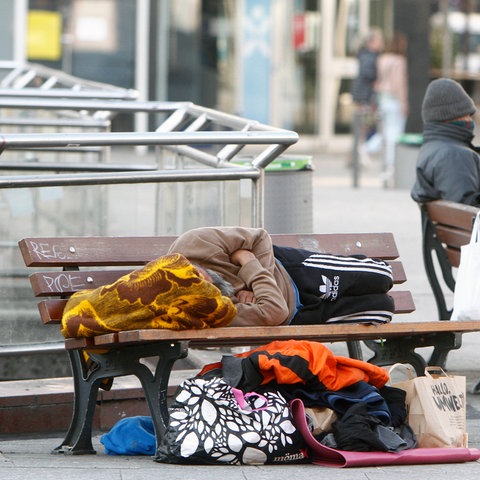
[155,376,307,465]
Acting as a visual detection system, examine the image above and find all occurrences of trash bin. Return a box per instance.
[394,133,423,189]
[263,155,313,233]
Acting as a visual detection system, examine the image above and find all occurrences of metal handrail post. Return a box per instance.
[252,169,266,228]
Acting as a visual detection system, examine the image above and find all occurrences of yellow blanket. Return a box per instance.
[61,253,236,338]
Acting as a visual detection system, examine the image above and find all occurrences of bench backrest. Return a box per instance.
[421,200,479,319]
[19,232,415,326]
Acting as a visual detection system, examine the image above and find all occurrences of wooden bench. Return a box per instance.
[421,199,480,383]
[18,233,480,455]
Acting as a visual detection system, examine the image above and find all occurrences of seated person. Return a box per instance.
[168,226,395,327]
[411,77,480,206]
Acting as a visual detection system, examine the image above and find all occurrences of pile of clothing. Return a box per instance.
[102,340,480,466]
[199,339,416,453]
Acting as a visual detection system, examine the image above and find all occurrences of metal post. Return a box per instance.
[351,108,362,188]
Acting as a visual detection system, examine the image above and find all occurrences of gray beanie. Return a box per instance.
[422,78,476,122]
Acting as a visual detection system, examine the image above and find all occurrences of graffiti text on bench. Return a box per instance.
[29,241,70,260]
[43,273,86,292]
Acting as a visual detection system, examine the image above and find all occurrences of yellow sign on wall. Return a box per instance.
[27,11,62,61]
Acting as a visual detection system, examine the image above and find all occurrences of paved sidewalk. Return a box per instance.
[0,433,479,480]
[1,146,479,478]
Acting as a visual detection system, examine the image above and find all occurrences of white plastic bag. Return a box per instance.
[451,211,480,320]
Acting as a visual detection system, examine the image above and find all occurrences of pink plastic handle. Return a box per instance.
[232,388,269,411]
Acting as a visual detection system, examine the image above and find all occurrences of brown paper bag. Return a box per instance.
[391,365,467,448]
[304,407,338,435]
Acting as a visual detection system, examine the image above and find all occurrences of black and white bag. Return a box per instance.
[155,376,307,465]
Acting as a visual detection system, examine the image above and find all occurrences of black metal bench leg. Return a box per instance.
[137,342,188,448]
[347,340,364,360]
[473,378,480,395]
[54,342,188,455]
[428,348,451,369]
[363,339,427,377]
[53,350,100,455]
[428,333,463,369]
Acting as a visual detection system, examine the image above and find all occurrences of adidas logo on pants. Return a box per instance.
[272,245,394,325]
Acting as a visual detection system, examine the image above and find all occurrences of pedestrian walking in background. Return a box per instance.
[351,27,383,167]
[366,32,409,185]
[352,27,384,110]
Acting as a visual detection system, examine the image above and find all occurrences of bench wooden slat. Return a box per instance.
[446,249,461,269]
[391,290,415,313]
[423,200,479,302]
[19,232,400,267]
[38,299,65,325]
[390,261,407,283]
[29,270,134,297]
[72,320,480,350]
[27,260,408,297]
[426,201,478,271]
[434,225,472,252]
[272,233,400,259]
[63,336,96,349]
[426,200,478,230]
[18,236,178,267]
[37,290,416,326]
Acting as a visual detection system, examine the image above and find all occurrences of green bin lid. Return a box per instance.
[398,133,423,145]
[234,155,313,171]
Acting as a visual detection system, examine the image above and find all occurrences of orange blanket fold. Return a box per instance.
[61,253,236,338]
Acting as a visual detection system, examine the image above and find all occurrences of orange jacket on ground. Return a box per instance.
[200,339,389,391]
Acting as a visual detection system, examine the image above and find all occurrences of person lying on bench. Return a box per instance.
[168,226,394,327]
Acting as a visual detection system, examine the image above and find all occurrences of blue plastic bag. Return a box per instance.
[101,416,155,455]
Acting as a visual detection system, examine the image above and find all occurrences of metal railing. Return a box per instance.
[1,101,299,227]
[0,65,299,376]
[0,61,141,169]
[0,101,298,372]
[0,61,138,97]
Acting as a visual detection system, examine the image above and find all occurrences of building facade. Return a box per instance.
[2,1,479,148]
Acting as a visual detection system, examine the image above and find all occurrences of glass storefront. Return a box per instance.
[27,0,136,88]
[429,0,480,104]
[167,0,235,111]
[19,1,478,144]
[22,0,380,142]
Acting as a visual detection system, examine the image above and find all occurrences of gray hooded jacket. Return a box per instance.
[410,122,480,206]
